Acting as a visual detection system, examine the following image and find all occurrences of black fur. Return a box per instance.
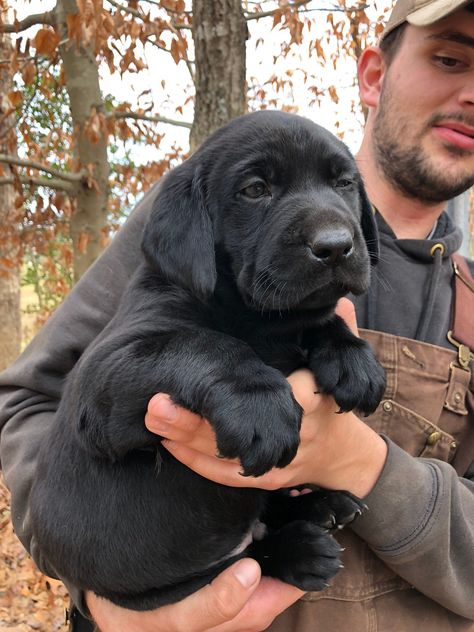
[30,111,386,610]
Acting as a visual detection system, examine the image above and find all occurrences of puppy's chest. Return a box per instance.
[250,334,310,375]
[216,314,310,375]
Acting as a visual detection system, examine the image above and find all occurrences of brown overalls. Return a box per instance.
[268,258,474,632]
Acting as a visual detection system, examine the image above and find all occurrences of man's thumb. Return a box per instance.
[178,558,261,630]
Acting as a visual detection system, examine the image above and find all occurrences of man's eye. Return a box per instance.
[241,182,270,198]
[434,55,465,69]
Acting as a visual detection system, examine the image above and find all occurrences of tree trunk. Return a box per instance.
[55,0,109,281]
[190,0,247,152]
[0,28,21,370]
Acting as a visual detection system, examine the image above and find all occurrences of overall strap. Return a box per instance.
[449,254,474,477]
[448,254,474,368]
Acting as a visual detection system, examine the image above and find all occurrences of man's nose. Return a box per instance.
[458,79,474,107]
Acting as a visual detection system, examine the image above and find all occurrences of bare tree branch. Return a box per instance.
[0,175,75,192]
[140,0,192,15]
[142,35,195,80]
[244,1,368,20]
[0,11,55,34]
[172,22,192,30]
[245,0,310,20]
[0,155,86,183]
[106,0,144,19]
[111,111,192,129]
[106,0,191,28]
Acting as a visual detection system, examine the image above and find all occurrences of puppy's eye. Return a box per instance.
[241,181,270,199]
[336,178,354,189]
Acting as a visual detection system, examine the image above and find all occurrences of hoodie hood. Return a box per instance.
[353,211,464,349]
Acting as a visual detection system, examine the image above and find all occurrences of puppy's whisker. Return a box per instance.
[256,278,273,313]
[252,265,278,308]
[271,279,284,312]
[374,269,393,293]
[273,279,287,315]
[370,253,391,265]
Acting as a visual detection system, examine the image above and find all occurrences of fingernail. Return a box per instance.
[150,395,178,422]
[233,559,260,588]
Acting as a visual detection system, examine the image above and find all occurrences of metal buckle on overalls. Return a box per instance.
[453,260,474,292]
[447,330,474,370]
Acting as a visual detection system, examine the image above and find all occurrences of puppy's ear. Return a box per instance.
[142,162,217,300]
[358,182,379,265]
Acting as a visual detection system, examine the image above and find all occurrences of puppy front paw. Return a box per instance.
[203,366,303,477]
[303,489,367,530]
[253,521,343,591]
[309,338,386,415]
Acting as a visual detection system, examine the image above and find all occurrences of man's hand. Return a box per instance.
[86,558,304,632]
[145,299,387,498]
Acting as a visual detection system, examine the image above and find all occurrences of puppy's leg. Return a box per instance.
[263,488,367,531]
[304,315,386,415]
[246,520,342,592]
[72,328,302,475]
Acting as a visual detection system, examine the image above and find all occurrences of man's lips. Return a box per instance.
[432,122,474,151]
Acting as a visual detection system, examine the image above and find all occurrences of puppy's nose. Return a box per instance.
[308,229,353,266]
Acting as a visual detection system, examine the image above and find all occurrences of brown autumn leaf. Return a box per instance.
[84,112,102,144]
[33,28,60,57]
[170,37,184,65]
[328,85,339,104]
[7,90,23,107]
[67,13,83,44]
[77,231,90,254]
[77,0,95,24]
[14,195,24,209]
[21,60,36,85]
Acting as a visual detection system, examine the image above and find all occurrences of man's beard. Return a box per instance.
[372,84,474,204]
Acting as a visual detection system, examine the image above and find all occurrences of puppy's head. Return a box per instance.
[142,111,378,311]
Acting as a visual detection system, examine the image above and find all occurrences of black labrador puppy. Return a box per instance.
[31,111,386,610]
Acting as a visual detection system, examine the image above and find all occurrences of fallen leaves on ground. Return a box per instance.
[0,475,69,631]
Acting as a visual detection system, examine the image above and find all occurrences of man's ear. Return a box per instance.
[142,161,217,301]
[357,46,386,110]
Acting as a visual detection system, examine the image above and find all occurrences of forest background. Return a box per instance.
[0,0,473,629]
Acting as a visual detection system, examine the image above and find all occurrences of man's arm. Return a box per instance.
[351,441,474,620]
[151,369,474,621]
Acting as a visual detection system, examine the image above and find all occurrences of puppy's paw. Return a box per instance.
[304,489,367,530]
[203,367,303,477]
[309,338,386,415]
[256,521,342,591]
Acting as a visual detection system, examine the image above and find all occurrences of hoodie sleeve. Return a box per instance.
[352,436,474,620]
[0,186,156,608]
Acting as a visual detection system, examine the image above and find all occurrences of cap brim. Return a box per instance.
[407,0,470,26]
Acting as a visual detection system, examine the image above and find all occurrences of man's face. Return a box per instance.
[373,10,474,203]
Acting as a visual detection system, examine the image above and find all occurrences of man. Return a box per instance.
[1,0,474,630]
